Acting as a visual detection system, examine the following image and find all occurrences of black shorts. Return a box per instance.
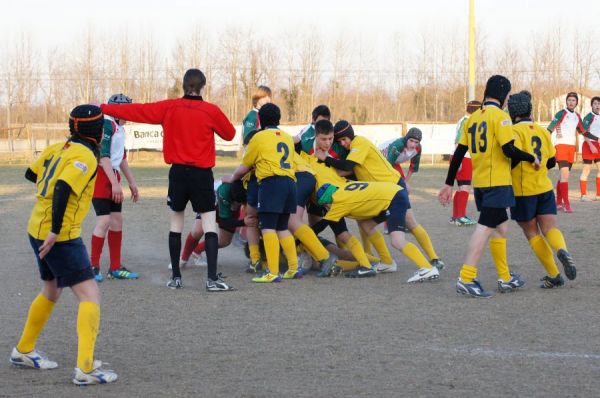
[259,212,290,231]
[29,235,95,288]
[246,175,259,208]
[510,190,557,222]
[397,178,411,209]
[167,164,215,213]
[92,198,122,216]
[373,190,408,232]
[474,186,515,210]
[478,207,509,228]
[557,160,573,170]
[307,202,327,217]
[583,159,600,164]
[296,172,316,208]
[257,176,297,214]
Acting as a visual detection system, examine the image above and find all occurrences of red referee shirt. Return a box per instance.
[101,96,236,168]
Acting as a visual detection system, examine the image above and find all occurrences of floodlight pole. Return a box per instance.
[468,0,476,101]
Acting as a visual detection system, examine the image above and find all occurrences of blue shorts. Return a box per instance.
[474,186,515,210]
[511,190,557,222]
[29,235,95,288]
[397,178,411,210]
[246,175,259,208]
[372,190,408,232]
[296,172,316,208]
[258,176,297,214]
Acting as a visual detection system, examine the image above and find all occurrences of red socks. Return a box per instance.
[193,241,206,255]
[597,178,600,197]
[90,234,105,268]
[107,230,122,272]
[453,191,469,218]
[580,180,587,197]
[559,182,570,207]
[181,233,201,261]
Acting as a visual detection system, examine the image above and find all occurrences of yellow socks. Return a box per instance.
[346,236,372,268]
[360,228,373,255]
[401,242,431,269]
[16,293,55,353]
[410,225,439,260]
[249,243,261,264]
[368,231,393,264]
[279,235,298,272]
[262,232,280,275]
[365,253,380,264]
[529,235,560,277]
[77,301,100,373]
[545,228,567,252]
[459,264,478,283]
[335,259,360,271]
[489,238,511,282]
[293,224,328,261]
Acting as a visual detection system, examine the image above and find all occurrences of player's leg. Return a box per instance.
[166,165,190,288]
[106,208,137,280]
[580,161,592,201]
[595,160,600,200]
[405,209,444,268]
[245,175,262,272]
[253,220,281,283]
[90,199,111,282]
[181,216,204,265]
[538,214,576,281]
[559,161,573,212]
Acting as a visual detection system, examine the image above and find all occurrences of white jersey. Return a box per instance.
[550,109,582,146]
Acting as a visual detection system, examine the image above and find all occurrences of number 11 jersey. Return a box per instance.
[458,104,515,188]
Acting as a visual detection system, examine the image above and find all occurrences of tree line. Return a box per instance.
[1,24,598,131]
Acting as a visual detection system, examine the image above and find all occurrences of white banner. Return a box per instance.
[407,123,458,155]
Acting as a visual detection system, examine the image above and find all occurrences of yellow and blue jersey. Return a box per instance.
[512,121,555,196]
[242,128,296,182]
[346,136,400,183]
[324,181,401,222]
[458,104,514,188]
[28,141,98,241]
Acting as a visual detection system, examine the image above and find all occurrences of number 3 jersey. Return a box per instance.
[458,104,514,188]
[27,141,98,241]
[324,181,401,222]
[242,128,296,182]
[511,121,555,196]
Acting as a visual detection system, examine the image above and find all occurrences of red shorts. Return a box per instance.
[93,167,121,199]
[582,141,600,161]
[555,144,576,164]
[456,157,472,182]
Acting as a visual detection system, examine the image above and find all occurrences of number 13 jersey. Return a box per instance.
[242,128,297,182]
[511,121,555,196]
[458,104,514,188]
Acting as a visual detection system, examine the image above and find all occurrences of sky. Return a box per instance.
[2,0,594,52]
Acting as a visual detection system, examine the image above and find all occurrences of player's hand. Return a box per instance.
[129,184,140,203]
[221,175,233,184]
[438,185,453,206]
[315,149,327,161]
[39,232,58,259]
[244,215,258,227]
[532,157,541,170]
[404,180,410,193]
[112,184,124,204]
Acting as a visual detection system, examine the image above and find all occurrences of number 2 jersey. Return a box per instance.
[458,104,514,188]
[28,141,98,241]
[242,127,296,182]
[323,181,401,222]
[511,121,555,196]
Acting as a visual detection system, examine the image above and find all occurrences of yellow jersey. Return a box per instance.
[242,128,296,182]
[459,104,515,188]
[511,121,555,196]
[294,151,315,175]
[324,181,401,222]
[301,152,347,190]
[28,141,98,241]
[346,136,400,183]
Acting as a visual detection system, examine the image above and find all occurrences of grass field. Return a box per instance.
[1,163,599,397]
